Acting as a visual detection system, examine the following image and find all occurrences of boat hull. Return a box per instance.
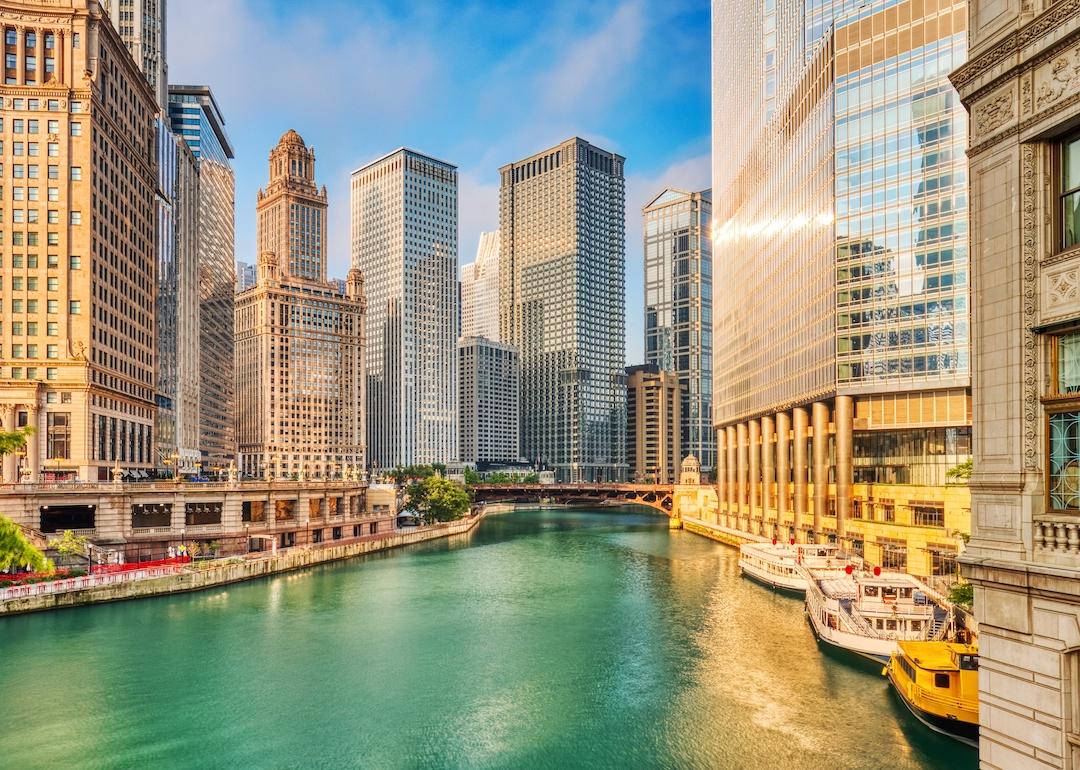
[804,605,895,664]
[886,668,979,748]
[738,559,807,595]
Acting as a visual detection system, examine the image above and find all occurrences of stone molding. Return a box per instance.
[973,89,1017,140]
[1021,144,1041,472]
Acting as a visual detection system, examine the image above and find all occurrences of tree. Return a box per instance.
[0,514,50,573]
[0,427,33,457]
[405,476,471,524]
[55,529,91,572]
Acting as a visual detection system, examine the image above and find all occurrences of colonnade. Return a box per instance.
[1,403,40,483]
[715,396,853,543]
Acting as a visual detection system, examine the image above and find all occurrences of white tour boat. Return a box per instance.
[804,568,951,663]
[738,541,849,593]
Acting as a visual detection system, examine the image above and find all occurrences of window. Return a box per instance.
[70,167,81,181]
[69,256,80,270]
[68,300,80,314]
[70,123,81,137]
[46,412,69,459]
[1064,135,1080,249]
[69,212,80,225]
[47,120,58,134]
[46,345,57,359]
[47,210,58,224]
[46,322,57,336]
[47,143,58,157]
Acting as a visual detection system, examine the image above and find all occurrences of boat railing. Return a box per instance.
[839,597,878,636]
[899,675,972,714]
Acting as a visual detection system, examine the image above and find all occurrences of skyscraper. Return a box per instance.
[626,364,683,485]
[235,130,366,479]
[235,261,257,293]
[101,0,167,109]
[0,1,160,482]
[461,231,500,341]
[351,148,459,470]
[458,336,519,466]
[711,0,971,571]
[499,137,627,482]
[168,85,236,468]
[643,188,714,478]
[154,121,201,474]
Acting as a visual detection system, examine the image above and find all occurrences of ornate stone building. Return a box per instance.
[953,1,1080,766]
[0,1,159,482]
[235,131,366,480]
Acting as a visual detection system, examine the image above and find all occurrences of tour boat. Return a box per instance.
[738,541,848,594]
[804,568,951,663]
[884,641,979,747]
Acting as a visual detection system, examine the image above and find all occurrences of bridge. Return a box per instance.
[471,483,675,515]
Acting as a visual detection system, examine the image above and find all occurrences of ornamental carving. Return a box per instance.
[1047,267,1080,308]
[1021,145,1040,472]
[1035,51,1080,110]
[973,92,1015,136]
[1022,76,1034,116]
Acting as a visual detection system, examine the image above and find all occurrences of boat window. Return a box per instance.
[876,619,884,629]
[882,587,898,602]
[886,619,898,631]
[828,614,839,630]
[900,588,912,599]
[911,620,922,632]
[864,586,879,597]
[959,655,979,671]
[934,673,951,688]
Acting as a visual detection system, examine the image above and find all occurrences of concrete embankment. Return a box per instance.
[681,516,768,547]
[1,516,482,617]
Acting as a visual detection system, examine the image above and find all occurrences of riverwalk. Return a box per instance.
[0,514,482,616]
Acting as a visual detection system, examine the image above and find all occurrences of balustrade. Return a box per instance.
[1034,517,1080,555]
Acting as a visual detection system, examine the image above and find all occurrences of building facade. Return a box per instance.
[235,130,366,480]
[168,85,236,469]
[236,260,256,293]
[101,0,166,109]
[711,0,973,575]
[643,188,715,479]
[0,1,159,482]
[499,137,627,482]
[626,364,683,485]
[461,230,500,341]
[458,336,519,466]
[154,120,200,474]
[351,148,459,470]
[953,1,1080,766]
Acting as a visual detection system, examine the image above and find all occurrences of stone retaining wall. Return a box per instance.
[1,516,481,617]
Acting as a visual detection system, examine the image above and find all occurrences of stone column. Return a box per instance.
[835,395,854,542]
[736,422,748,526]
[716,429,727,510]
[28,403,42,483]
[56,31,64,86]
[761,414,775,525]
[812,401,830,543]
[726,425,737,515]
[748,419,760,517]
[1,406,16,483]
[776,411,789,533]
[793,407,809,538]
[35,27,44,86]
[15,26,24,85]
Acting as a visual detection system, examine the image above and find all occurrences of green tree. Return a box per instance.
[463,467,481,486]
[0,514,50,573]
[0,426,33,457]
[405,476,471,524]
[55,529,91,572]
[949,581,974,608]
[522,473,540,484]
[432,463,447,477]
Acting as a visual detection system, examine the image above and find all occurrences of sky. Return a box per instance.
[168,0,712,364]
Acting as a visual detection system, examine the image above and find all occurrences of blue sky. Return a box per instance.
[168,0,711,363]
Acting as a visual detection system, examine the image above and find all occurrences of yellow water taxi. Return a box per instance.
[884,641,979,747]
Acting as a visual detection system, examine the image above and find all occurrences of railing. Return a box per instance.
[0,566,182,602]
[1034,516,1080,555]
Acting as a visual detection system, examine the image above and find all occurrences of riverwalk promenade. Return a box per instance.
[0,514,482,617]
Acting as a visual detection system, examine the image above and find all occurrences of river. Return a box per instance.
[0,506,977,769]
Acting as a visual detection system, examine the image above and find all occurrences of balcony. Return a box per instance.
[1034,515,1080,566]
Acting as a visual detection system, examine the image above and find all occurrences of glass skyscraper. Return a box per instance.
[711,0,972,575]
[643,188,715,478]
[167,85,237,467]
[499,138,627,483]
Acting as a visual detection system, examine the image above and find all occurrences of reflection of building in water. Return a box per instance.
[712,0,972,576]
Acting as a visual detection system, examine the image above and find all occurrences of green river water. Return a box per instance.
[0,507,977,769]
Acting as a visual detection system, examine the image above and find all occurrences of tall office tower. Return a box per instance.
[351,148,459,470]
[167,85,236,469]
[235,131,366,479]
[101,0,166,109]
[626,364,683,485]
[954,0,1080,764]
[643,188,715,479]
[458,336,519,466]
[461,231,500,341]
[235,261,257,293]
[154,120,201,474]
[712,0,972,574]
[499,137,627,483]
[0,1,159,483]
